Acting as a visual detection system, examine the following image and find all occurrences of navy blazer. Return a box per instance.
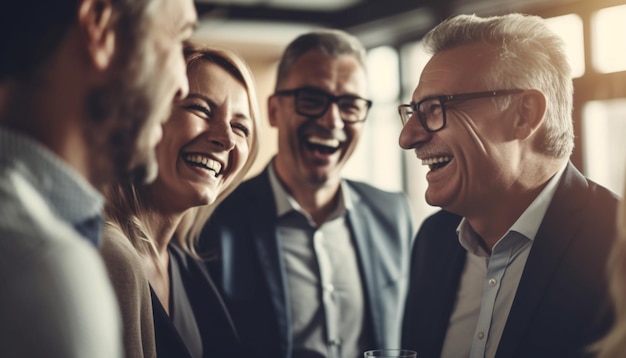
[152,244,242,358]
[199,164,415,358]
[401,162,619,358]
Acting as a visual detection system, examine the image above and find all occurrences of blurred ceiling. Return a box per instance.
[192,0,583,60]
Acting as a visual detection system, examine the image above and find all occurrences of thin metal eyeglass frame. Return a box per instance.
[398,89,524,132]
[273,87,373,123]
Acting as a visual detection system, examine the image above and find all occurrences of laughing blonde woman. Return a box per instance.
[100,42,260,358]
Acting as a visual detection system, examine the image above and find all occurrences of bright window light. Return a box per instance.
[366,46,400,102]
[400,41,431,101]
[592,5,626,74]
[545,14,585,78]
[343,103,404,192]
[342,47,403,192]
[582,99,626,195]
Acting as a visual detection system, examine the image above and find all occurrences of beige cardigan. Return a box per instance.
[100,225,156,358]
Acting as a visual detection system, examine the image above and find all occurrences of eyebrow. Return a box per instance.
[233,113,252,121]
[297,86,366,99]
[187,92,208,101]
[412,93,447,105]
[180,20,198,35]
[186,93,252,121]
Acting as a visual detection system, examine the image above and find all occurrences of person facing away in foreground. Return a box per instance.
[594,173,626,358]
[0,0,197,357]
[398,13,621,358]
[198,29,416,358]
[102,42,260,358]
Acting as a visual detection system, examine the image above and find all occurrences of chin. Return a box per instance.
[191,190,218,207]
[425,189,448,210]
[129,149,159,184]
[140,160,159,184]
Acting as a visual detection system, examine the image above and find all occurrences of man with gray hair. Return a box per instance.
[399,13,619,357]
[0,0,196,356]
[200,29,415,358]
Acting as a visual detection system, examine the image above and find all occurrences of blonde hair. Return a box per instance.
[104,41,260,259]
[176,43,260,256]
[594,175,626,358]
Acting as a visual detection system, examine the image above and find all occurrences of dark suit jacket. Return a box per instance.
[152,244,241,358]
[401,162,620,358]
[199,164,415,358]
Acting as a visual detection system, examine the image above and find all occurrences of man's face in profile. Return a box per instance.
[91,0,197,185]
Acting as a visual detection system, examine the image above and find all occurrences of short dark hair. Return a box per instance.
[0,0,155,82]
[0,1,78,80]
[275,29,366,90]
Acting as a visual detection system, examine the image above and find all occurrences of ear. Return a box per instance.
[78,0,115,70]
[267,95,279,128]
[513,89,546,140]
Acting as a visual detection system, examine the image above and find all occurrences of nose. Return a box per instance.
[206,116,236,152]
[399,111,431,149]
[315,102,345,130]
[173,52,190,101]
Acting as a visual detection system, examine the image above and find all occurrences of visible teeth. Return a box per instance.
[308,137,340,148]
[421,156,452,166]
[184,154,222,177]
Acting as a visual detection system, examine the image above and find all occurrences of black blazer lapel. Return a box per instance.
[171,245,240,348]
[496,163,615,357]
[403,210,466,356]
[243,167,292,357]
[346,188,381,345]
[150,285,192,358]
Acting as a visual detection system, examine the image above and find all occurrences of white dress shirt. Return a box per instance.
[0,126,122,358]
[441,165,566,358]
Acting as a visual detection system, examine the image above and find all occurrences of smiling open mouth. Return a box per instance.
[183,154,222,178]
[306,136,341,155]
[422,156,452,171]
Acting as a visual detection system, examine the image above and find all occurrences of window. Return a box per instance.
[399,41,439,222]
[400,41,431,101]
[582,99,626,195]
[545,14,585,78]
[343,46,403,192]
[592,5,626,74]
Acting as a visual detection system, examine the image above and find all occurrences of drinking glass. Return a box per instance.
[364,349,417,358]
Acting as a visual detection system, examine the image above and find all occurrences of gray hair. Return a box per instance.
[275,29,367,90]
[423,13,574,158]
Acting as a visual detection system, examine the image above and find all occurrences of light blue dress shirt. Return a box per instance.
[268,164,367,358]
[0,126,121,357]
[441,164,566,358]
[0,126,104,244]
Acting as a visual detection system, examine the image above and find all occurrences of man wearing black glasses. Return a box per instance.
[399,13,620,358]
[199,29,415,358]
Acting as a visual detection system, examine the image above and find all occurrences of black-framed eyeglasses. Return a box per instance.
[273,87,373,123]
[398,89,524,132]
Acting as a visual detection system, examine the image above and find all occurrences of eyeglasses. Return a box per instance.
[273,87,373,123]
[398,89,524,132]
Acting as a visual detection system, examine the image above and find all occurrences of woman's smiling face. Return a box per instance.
[148,60,253,213]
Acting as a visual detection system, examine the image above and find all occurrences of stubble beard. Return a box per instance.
[85,35,169,187]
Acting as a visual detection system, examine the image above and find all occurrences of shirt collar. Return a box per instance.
[0,126,104,231]
[268,160,352,221]
[457,163,567,256]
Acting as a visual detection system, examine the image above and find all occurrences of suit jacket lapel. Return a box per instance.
[172,244,240,343]
[496,163,588,356]
[246,167,292,356]
[402,210,465,357]
[150,285,192,358]
[345,185,383,345]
